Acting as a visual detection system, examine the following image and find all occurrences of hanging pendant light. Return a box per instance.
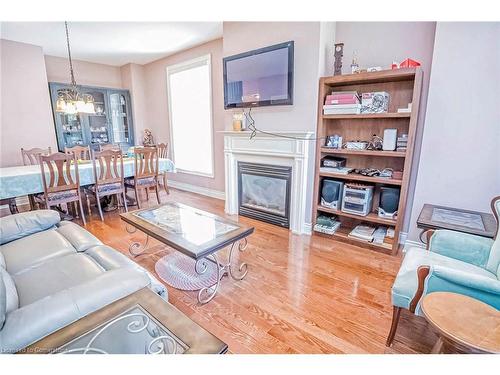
[56,21,95,114]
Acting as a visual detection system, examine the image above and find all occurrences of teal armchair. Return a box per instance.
[386,196,500,347]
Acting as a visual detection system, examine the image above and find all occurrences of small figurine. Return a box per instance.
[350,51,359,74]
[334,43,344,75]
[142,128,155,146]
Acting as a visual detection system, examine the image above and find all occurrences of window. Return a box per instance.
[166,55,214,177]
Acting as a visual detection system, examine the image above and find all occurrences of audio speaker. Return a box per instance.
[379,187,400,214]
[321,180,344,210]
[382,129,397,151]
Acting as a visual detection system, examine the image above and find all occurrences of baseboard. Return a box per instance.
[168,180,225,201]
[302,222,312,235]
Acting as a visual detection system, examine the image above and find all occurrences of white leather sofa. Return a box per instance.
[0,210,167,353]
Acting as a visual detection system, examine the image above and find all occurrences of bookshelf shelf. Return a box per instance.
[321,113,411,120]
[316,205,398,226]
[320,148,406,158]
[312,68,423,255]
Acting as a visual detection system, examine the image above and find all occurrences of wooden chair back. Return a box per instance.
[99,144,121,152]
[91,149,125,186]
[39,152,80,194]
[65,145,91,160]
[133,147,159,179]
[21,147,52,165]
[156,143,168,159]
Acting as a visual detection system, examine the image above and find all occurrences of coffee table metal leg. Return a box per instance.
[197,254,222,304]
[228,238,248,281]
[126,224,151,257]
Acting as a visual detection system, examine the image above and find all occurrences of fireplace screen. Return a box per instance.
[238,162,291,228]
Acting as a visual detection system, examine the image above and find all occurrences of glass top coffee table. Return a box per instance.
[120,202,254,304]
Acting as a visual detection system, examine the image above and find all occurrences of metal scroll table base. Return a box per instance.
[125,224,248,305]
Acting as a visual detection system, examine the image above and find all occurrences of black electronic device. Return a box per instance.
[378,187,400,218]
[321,179,344,210]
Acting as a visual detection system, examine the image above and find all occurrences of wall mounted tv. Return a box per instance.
[223,41,294,109]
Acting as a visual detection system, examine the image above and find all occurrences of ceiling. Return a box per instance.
[0,22,223,66]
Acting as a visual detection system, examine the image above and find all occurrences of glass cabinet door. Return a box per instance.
[109,92,132,149]
[86,90,110,150]
[59,112,85,148]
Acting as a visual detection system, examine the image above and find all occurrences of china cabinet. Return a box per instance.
[49,83,135,152]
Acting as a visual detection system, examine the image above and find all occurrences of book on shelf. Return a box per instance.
[325,98,360,105]
[372,226,388,244]
[348,224,376,242]
[320,167,353,175]
[328,91,360,100]
[323,108,361,115]
[323,104,361,110]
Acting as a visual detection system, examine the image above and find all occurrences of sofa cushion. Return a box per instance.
[0,268,19,315]
[0,251,5,269]
[13,253,105,307]
[0,229,76,275]
[392,247,496,309]
[0,210,60,246]
[56,221,102,252]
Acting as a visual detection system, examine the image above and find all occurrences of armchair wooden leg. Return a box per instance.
[96,193,104,221]
[78,197,86,226]
[122,191,128,212]
[386,306,401,347]
[155,184,161,205]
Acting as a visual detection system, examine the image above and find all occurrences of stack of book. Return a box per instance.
[348,224,376,242]
[396,134,408,152]
[314,215,341,235]
[323,91,361,115]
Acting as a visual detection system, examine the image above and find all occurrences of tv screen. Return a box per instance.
[223,41,294,109]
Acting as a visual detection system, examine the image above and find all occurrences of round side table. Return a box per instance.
[421,292,500,354]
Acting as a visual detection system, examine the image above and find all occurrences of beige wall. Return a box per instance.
[143,38,225,192]
[0,39,56,167]
[120,63,147,143]
[335,22,437,237]
[407,22,500,242]
[44,55,122,88]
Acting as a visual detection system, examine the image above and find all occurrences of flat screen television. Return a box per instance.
[223,41,294,109]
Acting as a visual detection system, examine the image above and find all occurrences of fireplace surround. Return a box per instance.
[222,130,314,234]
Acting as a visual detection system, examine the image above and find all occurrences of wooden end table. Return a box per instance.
[421,292,500,354]
[21,288,227,354]
[417,203,496,243]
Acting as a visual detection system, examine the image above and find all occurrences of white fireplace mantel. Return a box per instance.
[221,130,315,234]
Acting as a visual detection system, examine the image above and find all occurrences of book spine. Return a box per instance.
[326,93,359,101]
[323,104,361,109]
[325,98,360,105]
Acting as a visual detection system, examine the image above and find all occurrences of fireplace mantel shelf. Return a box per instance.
[219,130,315,137]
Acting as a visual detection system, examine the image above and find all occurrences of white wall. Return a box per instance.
[407,22,500,242]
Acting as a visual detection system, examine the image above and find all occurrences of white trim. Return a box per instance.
[168,180,225,201]
[166,53,215,178]
[403,239,426,253]
[302,223,312,235]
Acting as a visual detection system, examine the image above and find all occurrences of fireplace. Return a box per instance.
[238,162,292,228]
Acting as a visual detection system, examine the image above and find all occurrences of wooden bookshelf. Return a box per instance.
[312,68,423,255]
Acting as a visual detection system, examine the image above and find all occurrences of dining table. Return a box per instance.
[0,157,175,214]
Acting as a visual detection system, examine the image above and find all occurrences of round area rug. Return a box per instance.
[155,252,219,291]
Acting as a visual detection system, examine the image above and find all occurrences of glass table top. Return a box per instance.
[133,202,239,246]
[54,305,188,354]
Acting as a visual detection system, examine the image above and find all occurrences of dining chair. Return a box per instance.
[21,147,52,166]
[85,149,127,221]
[39,152,86,225]
[124,146,160,209]
[20,147,52,210]
[65,145,91,160]
[156,142,170,194]
[99,144,121,152]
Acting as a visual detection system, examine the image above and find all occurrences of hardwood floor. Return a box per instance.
[12,188,438,353]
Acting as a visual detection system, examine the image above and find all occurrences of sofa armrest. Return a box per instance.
[0,210,60,246]
[429,230,494,268]
[0,267,150,353]
[418,265,500,313]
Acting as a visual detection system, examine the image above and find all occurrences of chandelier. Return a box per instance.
[55,22,95,114]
